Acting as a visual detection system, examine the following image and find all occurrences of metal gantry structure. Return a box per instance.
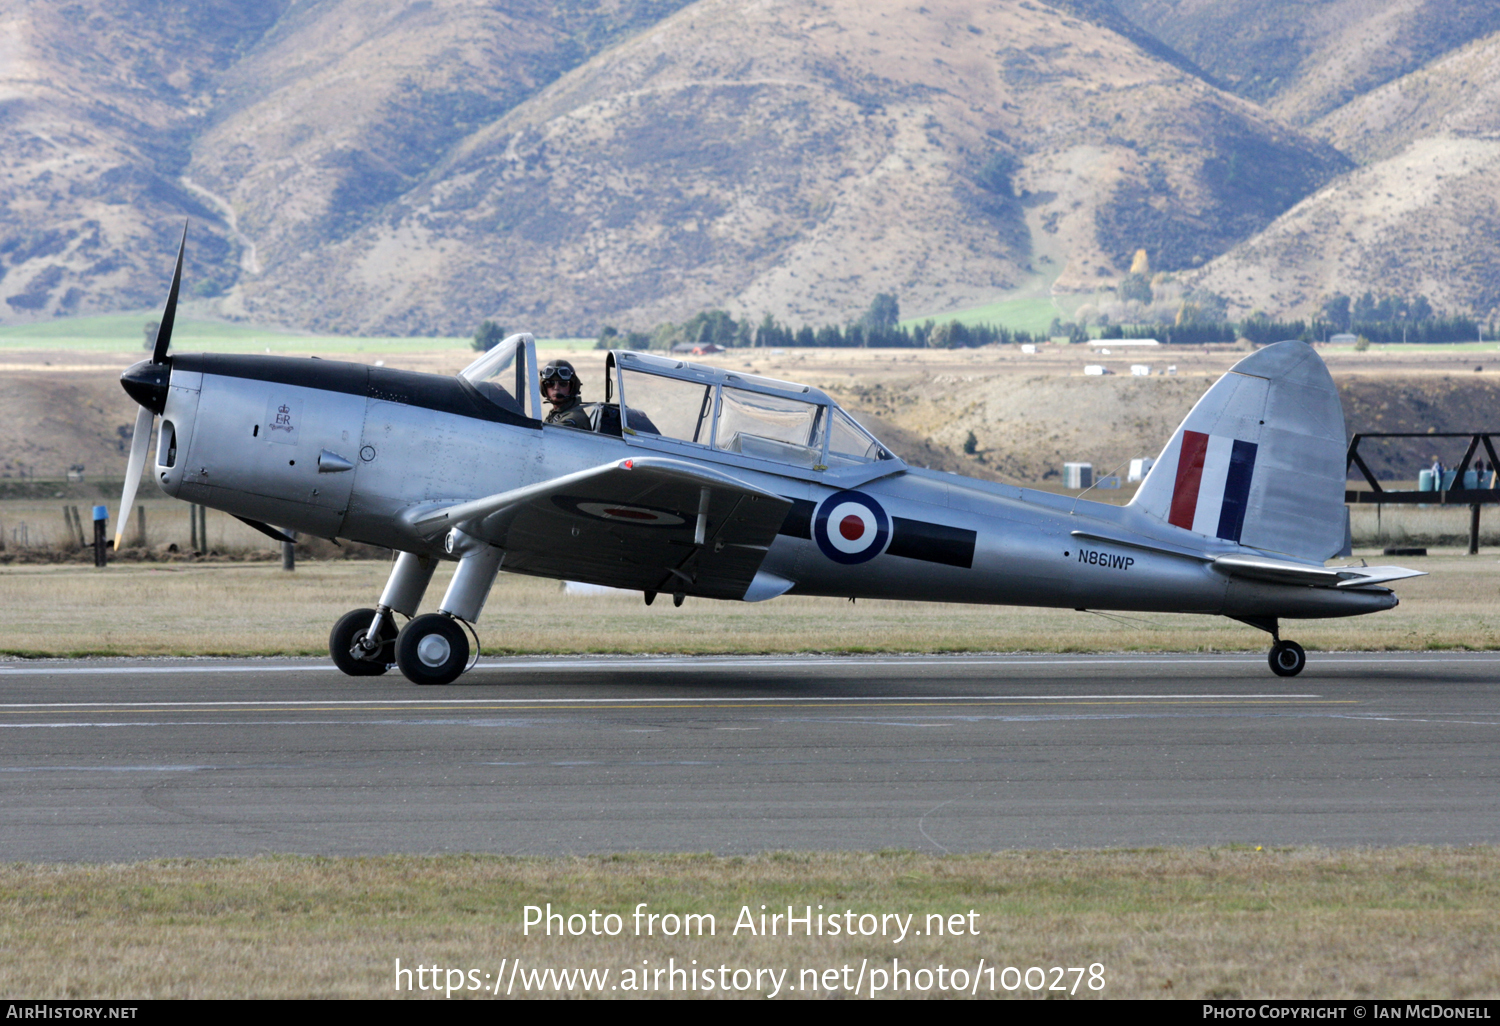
[1345,432,1500,554]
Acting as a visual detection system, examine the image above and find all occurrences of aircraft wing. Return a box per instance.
[1212,554,1426,589]
[405,457,793,599]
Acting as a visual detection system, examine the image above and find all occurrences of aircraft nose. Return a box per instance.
[121,359,171,414]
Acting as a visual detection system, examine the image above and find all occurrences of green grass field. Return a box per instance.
[0,312,589,354]
[901,296,1063,335]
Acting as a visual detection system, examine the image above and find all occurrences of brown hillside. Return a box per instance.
[258,0,1346,335]
[1313,31,1500,164]
[1113,0,1500,125]
[831,354,1500,484]
[1182,135,1500,320]
[1,0,1347,335]
[188,0,691,314]
[1158,13,1500,320]
[0,0,692,324]
[11,0,1500,332]
[0,0,283,319]
[1338,373,1500,481]
[0,355,145,483]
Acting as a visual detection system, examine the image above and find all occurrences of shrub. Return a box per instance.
[471,320,506,351]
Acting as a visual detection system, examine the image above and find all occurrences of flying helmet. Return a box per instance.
[540,358,581,399]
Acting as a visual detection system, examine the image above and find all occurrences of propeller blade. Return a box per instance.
[114,405,155,550]
[151,221,188,364]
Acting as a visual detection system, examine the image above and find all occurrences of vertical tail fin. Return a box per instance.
[1130,341,1347,562]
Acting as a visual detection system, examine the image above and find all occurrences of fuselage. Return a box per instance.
[131,352,1395,622]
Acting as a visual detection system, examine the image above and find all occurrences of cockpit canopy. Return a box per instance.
[459,335,895,476]
[610,351,892,469]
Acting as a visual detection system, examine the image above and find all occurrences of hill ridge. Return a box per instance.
[0,0,1495,331]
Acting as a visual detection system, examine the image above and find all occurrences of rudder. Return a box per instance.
[1131,341,1347,561]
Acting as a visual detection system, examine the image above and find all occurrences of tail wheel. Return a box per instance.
[1269,640,1306,677]
[395,613,470,686]
[329,608,397,677]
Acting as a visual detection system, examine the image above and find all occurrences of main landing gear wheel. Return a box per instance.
[329,608,397,677]
[1268,640,1307,677]
[395,613,470,686]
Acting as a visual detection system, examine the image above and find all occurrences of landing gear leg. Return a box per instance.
[394,532,501,686]
[1230,616,1307,677]
[330,551,438,677]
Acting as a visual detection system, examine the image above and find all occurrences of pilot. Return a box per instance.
[541,359,592,429]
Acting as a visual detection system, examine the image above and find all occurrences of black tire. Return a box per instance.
[395,613,470,686]
[329,608,397,677]
[1269,640,1306,677]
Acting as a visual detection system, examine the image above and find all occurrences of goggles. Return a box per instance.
[541,366,575,383]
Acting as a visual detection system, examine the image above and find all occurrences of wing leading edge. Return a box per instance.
[403,457,793,599]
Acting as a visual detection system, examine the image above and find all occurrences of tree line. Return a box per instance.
[470,290,1494,353]
[586,294,1048,351]
[1111,316,1488,347]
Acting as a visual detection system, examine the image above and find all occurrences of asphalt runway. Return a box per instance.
[2,653,1498,861]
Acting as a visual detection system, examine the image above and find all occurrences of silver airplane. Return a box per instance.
[118,232,1422,684]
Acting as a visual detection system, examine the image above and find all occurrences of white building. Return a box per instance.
[1064,462,1093,489]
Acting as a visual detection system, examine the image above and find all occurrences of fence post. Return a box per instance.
[1469,503,1481,555]
[92,505,108,568]
[64,505,84,547]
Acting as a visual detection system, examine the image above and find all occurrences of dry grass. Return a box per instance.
[1350,504,1500,548]
[0,496,283,556]
[2,849,1498,999]
[0,549,1494,657]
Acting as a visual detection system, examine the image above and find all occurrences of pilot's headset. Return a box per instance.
[540,359,581,400]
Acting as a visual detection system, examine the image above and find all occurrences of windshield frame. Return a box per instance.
[458,333,542,420]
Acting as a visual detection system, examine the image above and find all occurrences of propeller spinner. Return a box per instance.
[116,222,187,550]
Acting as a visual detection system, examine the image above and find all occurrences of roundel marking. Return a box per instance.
[553,495,686,527]
[813,490,890,564]
[575,501,684,525]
